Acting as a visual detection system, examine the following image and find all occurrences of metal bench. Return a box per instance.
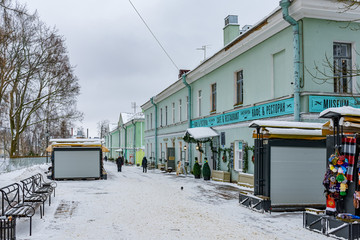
[32,173,57,206]
[20,176,47,216]
[0,183,38,236]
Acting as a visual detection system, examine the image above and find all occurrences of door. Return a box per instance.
[167,147,176,170]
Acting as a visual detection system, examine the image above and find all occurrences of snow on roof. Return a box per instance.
[120,112,144,125]
[320,106,360,118]
[121,112,134,124]
[184,127,219,139]
[249,120,323,129]
[261,127,323,136]
[49,138,103,144]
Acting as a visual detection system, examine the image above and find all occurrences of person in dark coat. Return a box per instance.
[142,157,148,173]
[116,156,124,172]
[104,156,108,162]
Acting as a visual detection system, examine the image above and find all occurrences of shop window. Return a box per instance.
[234,141,245,172]
[333,42,352,93]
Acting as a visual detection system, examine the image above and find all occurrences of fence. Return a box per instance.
[0,157,47,174]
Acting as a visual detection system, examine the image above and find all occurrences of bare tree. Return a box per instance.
[97,120,110,139]
[0,2,82,156]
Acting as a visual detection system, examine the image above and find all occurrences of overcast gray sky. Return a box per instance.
[22,0,280,137]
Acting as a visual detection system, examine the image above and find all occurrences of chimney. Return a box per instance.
[178,69,190,79]
[223,15,239,46]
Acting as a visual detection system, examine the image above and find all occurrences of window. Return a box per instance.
[211,83,216,112]
[150,113,153,130]
[165,106,168,126]
[146,115,149,130]
[160,108,163,127]
[236,70,244,105]
[198,90,202,117]
[334,42,352,93]
[179,99,182,122]
[234,141,245,172]
[186,96,189,119]
[172,102,175,124]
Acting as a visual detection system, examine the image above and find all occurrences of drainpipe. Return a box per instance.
[150,97,158,167]
[123,125,127,162]
[110,134,113,158]
[132,119,136,165]
[182,73,193,167]
[118,125,121,155]
[280,0,301,121]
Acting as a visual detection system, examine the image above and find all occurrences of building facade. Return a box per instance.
[141,0,360,183]
[105,112,145,165]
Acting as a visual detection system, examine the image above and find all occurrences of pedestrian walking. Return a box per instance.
[104,156,108,161]
[116,155,124,172]
[142,156,148,173]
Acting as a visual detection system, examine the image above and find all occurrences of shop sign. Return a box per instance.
[192,98,294,128]
[309,95,360,112]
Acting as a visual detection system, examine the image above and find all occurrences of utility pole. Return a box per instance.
[131,102,138,114]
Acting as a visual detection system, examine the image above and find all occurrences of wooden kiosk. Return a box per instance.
[47,139,108,180]
[239,120,327,212]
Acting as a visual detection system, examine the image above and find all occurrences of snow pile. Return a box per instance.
[0,162,329,240]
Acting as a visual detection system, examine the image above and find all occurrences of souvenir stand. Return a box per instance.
[239,120,327,212]
[304,106,360,239]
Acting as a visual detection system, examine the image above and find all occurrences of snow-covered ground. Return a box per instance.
[0,162,329,240]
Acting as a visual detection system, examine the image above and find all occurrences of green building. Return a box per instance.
[141,0,360,184]
[105,112,145,165]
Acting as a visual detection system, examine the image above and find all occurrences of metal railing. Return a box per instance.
[0,157,47,174]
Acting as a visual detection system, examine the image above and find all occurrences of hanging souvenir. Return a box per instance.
[326,195,336,213]
[353,191,360,209]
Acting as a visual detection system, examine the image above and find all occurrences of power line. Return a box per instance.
[129,0,179,71]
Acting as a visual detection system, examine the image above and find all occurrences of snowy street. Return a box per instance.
[0,162,328,240]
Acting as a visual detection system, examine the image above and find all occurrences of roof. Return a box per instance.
[184,127,219,140]
[120,112,145,125]
[249,120,326,140]
[249,120,323,129]
[47,138,108,152]
[120,113,135,124]
[319,106,360,119]
[49,138,103,144]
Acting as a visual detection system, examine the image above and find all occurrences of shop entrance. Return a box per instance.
[167,147,175,171]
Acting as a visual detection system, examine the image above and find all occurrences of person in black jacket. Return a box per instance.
[116,156,124,172]
[142,157,148,173]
